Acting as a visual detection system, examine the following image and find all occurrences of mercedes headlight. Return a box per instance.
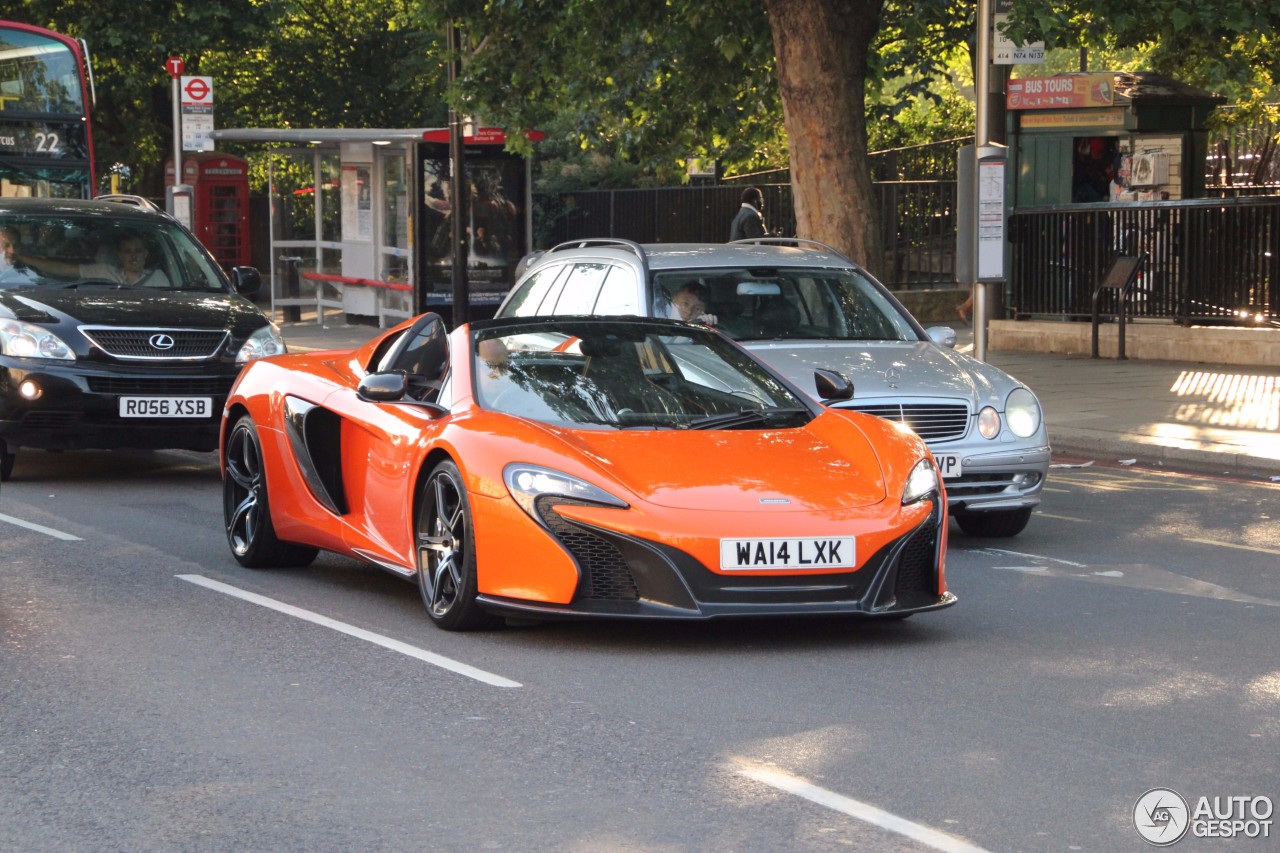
[0,319,74,360]
[236,323,286,364]
[1005,388,1042,438]
[902,458,939,505]
[503,463,628,521]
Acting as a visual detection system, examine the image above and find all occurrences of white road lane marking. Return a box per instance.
[177,574,521,688]
[0,512,82,541]
[733,759,992,853]
[980,547,1087,568]
[976,551,1280,607]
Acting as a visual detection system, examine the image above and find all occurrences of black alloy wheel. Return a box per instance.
[223,415,318,568]
[954,506,1033,538]
[416,460,499,630]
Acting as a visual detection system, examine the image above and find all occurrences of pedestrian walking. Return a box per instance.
[729,187,767,241]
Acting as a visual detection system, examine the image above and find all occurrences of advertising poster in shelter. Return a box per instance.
[417,142,526,306]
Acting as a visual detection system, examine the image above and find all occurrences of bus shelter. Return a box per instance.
[210,126,539,326]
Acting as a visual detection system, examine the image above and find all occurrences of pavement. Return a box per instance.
[276,314,1280,482]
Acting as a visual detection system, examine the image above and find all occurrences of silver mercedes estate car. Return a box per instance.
[495,238,1050,538]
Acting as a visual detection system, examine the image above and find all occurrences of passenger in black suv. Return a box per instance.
[18,228,172,288]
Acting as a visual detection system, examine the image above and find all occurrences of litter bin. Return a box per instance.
[278,255,303,322]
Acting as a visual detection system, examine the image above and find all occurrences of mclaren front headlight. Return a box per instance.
[503,463,628,521]
[902,458,939,505]
[0,318,74,360]
[236,323,287,364]
[1005,387,1042,438]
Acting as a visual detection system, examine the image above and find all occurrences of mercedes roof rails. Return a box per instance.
[729,236,856,265]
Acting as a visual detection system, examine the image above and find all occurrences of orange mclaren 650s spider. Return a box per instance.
[220,314,955,630]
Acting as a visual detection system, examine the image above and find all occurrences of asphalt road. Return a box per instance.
[2,450,1277,852]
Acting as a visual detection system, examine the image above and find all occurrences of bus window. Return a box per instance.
[0,21,96,198]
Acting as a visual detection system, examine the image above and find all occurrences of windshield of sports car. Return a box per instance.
[652,267,921,342]
[472,320,816,430]
[0,213,228,292]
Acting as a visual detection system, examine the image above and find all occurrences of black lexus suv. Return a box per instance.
[0,197,284,480]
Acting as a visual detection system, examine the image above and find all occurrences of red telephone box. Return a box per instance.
[165,152,252,269]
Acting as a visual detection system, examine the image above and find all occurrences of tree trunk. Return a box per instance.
[764,0,885,275]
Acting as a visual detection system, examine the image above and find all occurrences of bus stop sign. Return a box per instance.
[182,77,212,106]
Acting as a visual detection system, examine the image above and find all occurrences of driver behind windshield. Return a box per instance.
[15,228,172,288]
[665,281,718,325]
[0,226,38,286]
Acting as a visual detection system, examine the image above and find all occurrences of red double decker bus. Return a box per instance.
[0,20,96,198]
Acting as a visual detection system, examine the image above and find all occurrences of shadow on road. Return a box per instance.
[2,448,220,484]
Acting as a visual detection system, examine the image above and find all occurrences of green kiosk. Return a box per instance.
[1007,71,1224,207]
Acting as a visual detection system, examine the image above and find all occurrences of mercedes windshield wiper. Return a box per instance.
[44,280,129,290]
[682,407,809,430]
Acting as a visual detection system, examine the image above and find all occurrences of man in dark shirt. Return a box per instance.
[729,187,767,241]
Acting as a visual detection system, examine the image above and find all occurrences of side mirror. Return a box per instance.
[357,372,449,417]
[814,368,854,402]
[357,372,408,402]
[926,325,957,349]
[230,266,262,296]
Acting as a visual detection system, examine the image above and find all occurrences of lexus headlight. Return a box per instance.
[0,319,74,360]
[503,463,628,521]
[236,323,286,364]
[1005,388,1042,438]
[902,458,939,505]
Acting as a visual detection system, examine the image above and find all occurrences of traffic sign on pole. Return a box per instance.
[166,56,184,78]
[179,76,215,152]
[180,75,214,107]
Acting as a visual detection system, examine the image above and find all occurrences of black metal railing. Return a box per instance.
[869,136,971,181]
[1008,197,1280,325]
[533,184,795,250]
[1205,106,1280,187]
[533,180,957,289]
[876,180,957,288]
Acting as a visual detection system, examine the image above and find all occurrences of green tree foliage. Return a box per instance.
[16,0,275,194]
[12,0,1279,261]
[420,0,893,266]
[14,0,446,195]
[1000,0,1280,99]
[420,0,1280,266]
[871,0,974,122]
[416,0,784,183]
[204,0,447,195]
[205,0,446,136]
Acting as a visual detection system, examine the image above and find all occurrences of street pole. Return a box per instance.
[171,74,182,206]
[447,23,469,328]
[164,57,193,227]
[973,0,993,362]
[164,58,184,215]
